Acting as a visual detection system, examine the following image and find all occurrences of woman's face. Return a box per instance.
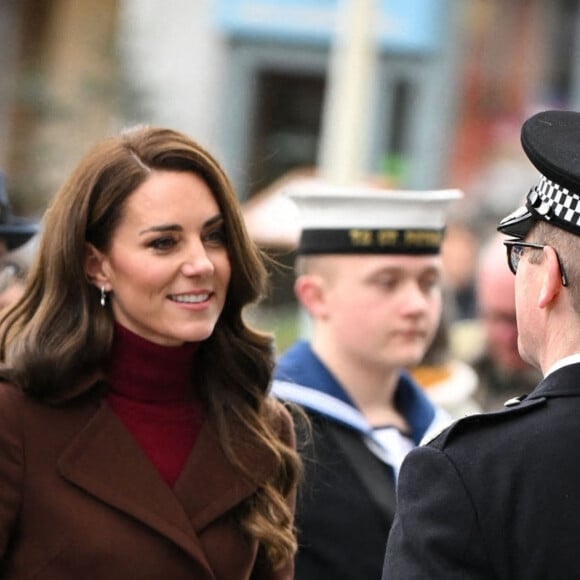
[86,170,231,346]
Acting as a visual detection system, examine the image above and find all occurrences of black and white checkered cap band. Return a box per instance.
[527,174,580,227]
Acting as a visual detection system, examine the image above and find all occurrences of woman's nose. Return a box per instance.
[181,241,214,276]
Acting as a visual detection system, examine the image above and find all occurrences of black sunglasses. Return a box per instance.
[503,239,569,287]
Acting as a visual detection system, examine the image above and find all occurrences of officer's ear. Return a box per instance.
[538,246,562,309]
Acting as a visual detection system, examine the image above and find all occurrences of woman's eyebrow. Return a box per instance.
[204,214,224,228]
[139,223,182,236]
[138,214,223,236]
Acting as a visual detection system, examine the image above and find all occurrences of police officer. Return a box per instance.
[383,109,580,578]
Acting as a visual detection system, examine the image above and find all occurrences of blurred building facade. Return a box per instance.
[1,0,580,223]
[0,0,121,215]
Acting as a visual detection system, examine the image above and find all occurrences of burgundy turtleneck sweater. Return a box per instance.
[105,324,204,487]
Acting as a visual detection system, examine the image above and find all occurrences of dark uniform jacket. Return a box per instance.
[273,341,449,580]
[0,374,295,580]
[384,362,580,579]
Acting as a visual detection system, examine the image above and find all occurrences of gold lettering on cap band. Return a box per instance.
[404,230,443,246]
[377,230,399,245]
[349,229,374,246]
[349,228,442,247]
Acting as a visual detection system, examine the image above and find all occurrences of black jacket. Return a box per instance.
[273,341,445,580]
[296,412,396,580]
[384,363,580,579]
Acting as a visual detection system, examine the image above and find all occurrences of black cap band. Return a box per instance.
[298,228,444,255]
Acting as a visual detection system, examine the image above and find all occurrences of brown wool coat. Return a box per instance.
[0,376,295,579]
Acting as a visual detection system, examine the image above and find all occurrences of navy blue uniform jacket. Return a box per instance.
[384,363,580,579]
[273,341,449,580]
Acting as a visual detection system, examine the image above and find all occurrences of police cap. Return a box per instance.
[498,110,580,239]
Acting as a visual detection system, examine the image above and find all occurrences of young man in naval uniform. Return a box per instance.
[271,181,461,580]
[383,109,580,579]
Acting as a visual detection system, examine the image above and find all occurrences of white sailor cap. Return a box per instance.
[285,179,462,255]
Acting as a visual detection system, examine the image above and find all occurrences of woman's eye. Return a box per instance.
[148,237,176,251]
[204,227,227,246]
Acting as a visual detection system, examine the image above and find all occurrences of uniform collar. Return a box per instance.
[273,340,438,444]
[544,353,580,379]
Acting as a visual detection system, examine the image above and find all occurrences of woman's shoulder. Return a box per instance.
[0,380,67,419]
[0,374,104,415]
[264,396,294,441]
[0,380,25,406]
[263,396,305,448]
[264,395,292,424]
[0,381,29,434]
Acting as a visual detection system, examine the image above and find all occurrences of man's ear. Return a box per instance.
[538,246,562,309]
[294,274,329,318]
[84,243,111,290]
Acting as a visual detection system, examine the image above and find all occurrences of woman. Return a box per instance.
[0,126,301,579]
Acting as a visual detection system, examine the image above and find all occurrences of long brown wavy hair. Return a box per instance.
[0,126,301,568]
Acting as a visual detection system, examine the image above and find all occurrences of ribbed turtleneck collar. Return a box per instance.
[106,323,200,403]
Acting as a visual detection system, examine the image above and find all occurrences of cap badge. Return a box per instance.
[527,188,539,206]
[536,201,552,217]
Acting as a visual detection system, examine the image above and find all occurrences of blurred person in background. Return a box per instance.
[0,170,38,309]
[0,170,38,258]
[409,312,481,419]
[0,126,301,579]
[440,221,479,321]
[0,262,27,310]
[468,232,541,410]
[272,182,460,580]
[409,220,484,419]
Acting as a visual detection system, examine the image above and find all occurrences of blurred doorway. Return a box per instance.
[248,70,325,196]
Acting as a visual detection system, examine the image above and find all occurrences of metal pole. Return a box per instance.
[317,0,376,185]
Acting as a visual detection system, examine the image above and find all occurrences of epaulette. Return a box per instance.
[421,419,458,446]
[424,395,546,448]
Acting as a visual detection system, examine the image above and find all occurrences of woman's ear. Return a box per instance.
[84,243,111,290]
[538,246,562,309]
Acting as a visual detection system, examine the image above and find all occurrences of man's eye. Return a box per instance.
[420,277,440,292]
[376,278,398,290]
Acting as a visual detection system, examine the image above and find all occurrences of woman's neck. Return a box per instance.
[106,323,200,402]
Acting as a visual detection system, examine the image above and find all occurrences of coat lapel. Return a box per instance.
[58,397,279,565]
[57,401,212,571]
[174,416,277,532]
